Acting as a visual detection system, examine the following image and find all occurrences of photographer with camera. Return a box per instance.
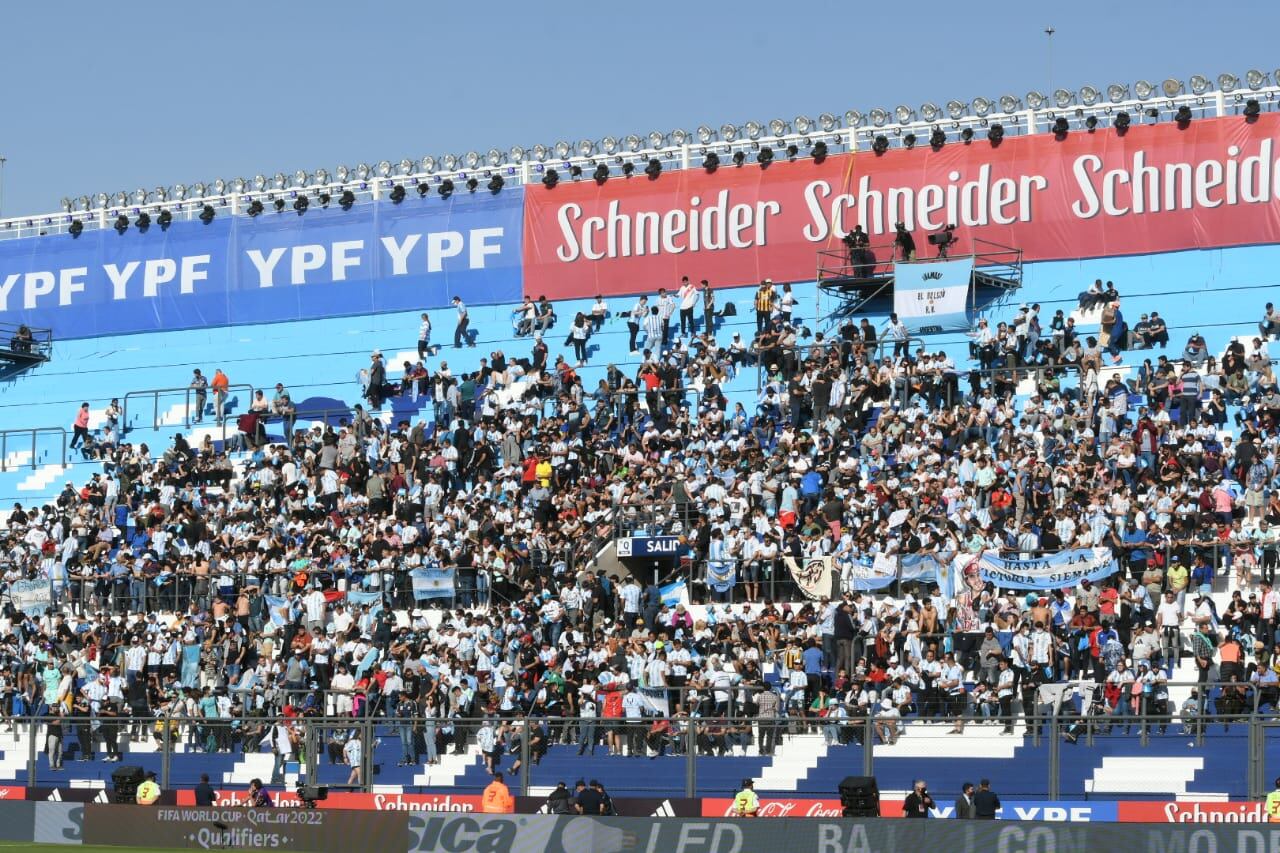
[894,222,916,262]
[902,779,935,818]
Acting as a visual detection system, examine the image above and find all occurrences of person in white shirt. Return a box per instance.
[344,731,363,786]
[676,277,699,337]
[417,312,432,359]
[621,686,647,755]
[996,658,1017,734]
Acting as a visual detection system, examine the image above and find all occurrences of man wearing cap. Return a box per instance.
[136,770,161,805]
[481,771,514,814]
[732,778,760,817]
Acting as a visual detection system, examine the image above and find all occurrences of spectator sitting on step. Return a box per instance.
[1131,314,1154,349]
[1261,302,1280,341]
[1078,278,1104,310]
[1146,312,1169,348]
[1246,337,1271,373]
[1182,332,1209,367]
[513,297,536,337]
[533,296,557,333]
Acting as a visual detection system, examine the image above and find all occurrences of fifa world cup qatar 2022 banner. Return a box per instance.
[523,112,1280,298]
[0,189,523,339]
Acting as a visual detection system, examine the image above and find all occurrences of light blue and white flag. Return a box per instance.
[411,567,456,601]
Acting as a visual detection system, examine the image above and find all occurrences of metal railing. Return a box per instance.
[0,426,67,471]
[6,703,1273,800]
[122,383,255,433]
[0,322,52,363]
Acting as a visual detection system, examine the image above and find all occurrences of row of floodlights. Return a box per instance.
[59,71,1280,213]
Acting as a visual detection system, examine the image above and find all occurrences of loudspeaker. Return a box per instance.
[111,765,145,804]
[838,775,880,817]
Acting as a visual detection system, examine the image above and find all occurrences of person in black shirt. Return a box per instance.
[545,781,574,815]
[973,778,1001,819]
[894,222,916,262]
[573,779,602,815]
[902,779,934,818]
[194,773,217,806]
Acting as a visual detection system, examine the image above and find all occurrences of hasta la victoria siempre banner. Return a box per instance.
[0,190,523,339]
[965,547,1118,590]
[523,112,1280,299]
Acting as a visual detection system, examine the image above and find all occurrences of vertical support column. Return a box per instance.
[363,717,375,793]
[162,717,172,790]
[520,725,531,797]
[26,716,37,789]
[1048,709,1060,800]
[862,718,873,778]
[685,723,697,798]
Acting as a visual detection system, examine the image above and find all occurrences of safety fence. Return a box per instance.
[3,705,1275,801]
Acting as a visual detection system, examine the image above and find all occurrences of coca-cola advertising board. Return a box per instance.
[523,113,1280,298]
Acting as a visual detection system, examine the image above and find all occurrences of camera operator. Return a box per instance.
[894,222,916,262]
[842,226,871,277]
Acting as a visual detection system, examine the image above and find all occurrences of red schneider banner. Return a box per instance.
[523,113,1280,298]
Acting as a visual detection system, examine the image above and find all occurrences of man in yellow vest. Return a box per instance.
[1267,777,1280,821]
[136,771,161,806]
[733,778,759,817]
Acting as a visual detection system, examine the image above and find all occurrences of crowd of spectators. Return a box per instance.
[12,278,1280,784]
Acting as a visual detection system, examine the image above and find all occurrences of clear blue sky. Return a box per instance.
[1,0,1275,217]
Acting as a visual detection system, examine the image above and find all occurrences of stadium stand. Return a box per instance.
[3,83,1280,813]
